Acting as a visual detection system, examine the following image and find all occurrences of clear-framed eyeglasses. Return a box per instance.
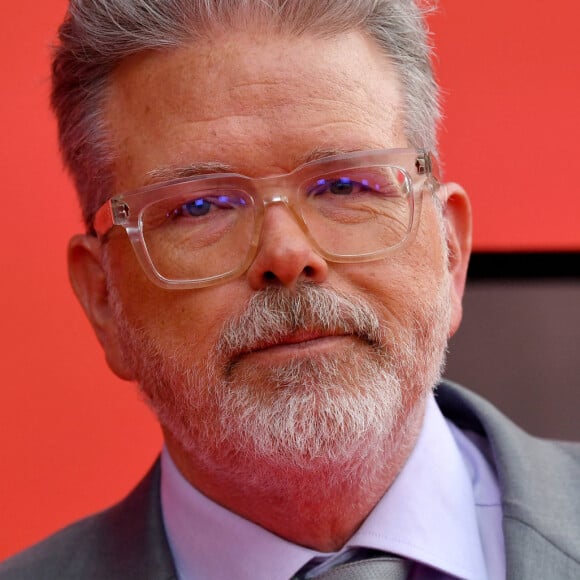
[92,148,440,289]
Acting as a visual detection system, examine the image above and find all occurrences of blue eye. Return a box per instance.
[168,198,213,219]
[311,177,371,196]
[330,177,354,195]
[167,194,248,221]
[181,198,212,216]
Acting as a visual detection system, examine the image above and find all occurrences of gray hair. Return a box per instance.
[51,0,440,227]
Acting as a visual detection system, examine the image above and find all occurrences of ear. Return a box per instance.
[440,183,472,338]
[68,234,135,380]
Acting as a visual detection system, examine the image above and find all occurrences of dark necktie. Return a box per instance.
[293,549,412,579]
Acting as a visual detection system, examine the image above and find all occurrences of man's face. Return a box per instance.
[72,29,470,490]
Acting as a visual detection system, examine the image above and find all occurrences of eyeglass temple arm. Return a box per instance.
[91,199,131,238]
[91,200,116,238]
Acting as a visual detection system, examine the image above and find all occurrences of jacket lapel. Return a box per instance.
[436,380,580,579]
[94,460,178,579]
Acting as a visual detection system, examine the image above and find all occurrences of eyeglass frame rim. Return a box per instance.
[91,147,440,290]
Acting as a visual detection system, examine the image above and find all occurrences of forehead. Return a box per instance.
[105,29,406,191]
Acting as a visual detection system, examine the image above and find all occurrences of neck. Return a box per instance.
[164,398,426,551]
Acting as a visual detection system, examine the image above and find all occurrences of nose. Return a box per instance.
[245,204,329,290]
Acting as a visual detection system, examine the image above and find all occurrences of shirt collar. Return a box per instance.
[346,395,488,579]
[161,395,487,580]
[160,449,318,580]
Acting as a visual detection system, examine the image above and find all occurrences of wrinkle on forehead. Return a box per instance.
[109,28,401,119]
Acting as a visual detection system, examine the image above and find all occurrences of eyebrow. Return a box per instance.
[293,147,363,166]
[146,161,235,184]
[146,147,367,184]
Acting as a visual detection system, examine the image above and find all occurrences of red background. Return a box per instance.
[1,1,579,559]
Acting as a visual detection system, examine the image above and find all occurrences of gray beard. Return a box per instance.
[109,279,451,490]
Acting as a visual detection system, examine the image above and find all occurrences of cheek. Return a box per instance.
[337,222,448,323]
[107,238,248,351]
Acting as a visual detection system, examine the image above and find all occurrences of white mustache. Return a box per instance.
[216,282,385,359]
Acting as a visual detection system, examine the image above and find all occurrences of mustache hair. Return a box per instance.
[216,282,386,359]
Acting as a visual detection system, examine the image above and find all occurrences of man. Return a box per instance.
[1,0,578,578]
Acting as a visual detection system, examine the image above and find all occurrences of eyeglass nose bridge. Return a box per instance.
[262,193,290,208]
[251,190,321,255]
[257,192,311,233]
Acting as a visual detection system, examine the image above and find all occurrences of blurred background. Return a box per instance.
[1,0,579,560]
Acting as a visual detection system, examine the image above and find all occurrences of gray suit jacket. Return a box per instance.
[1,381,579,579]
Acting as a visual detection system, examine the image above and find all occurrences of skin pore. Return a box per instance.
[69,28,471,551]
